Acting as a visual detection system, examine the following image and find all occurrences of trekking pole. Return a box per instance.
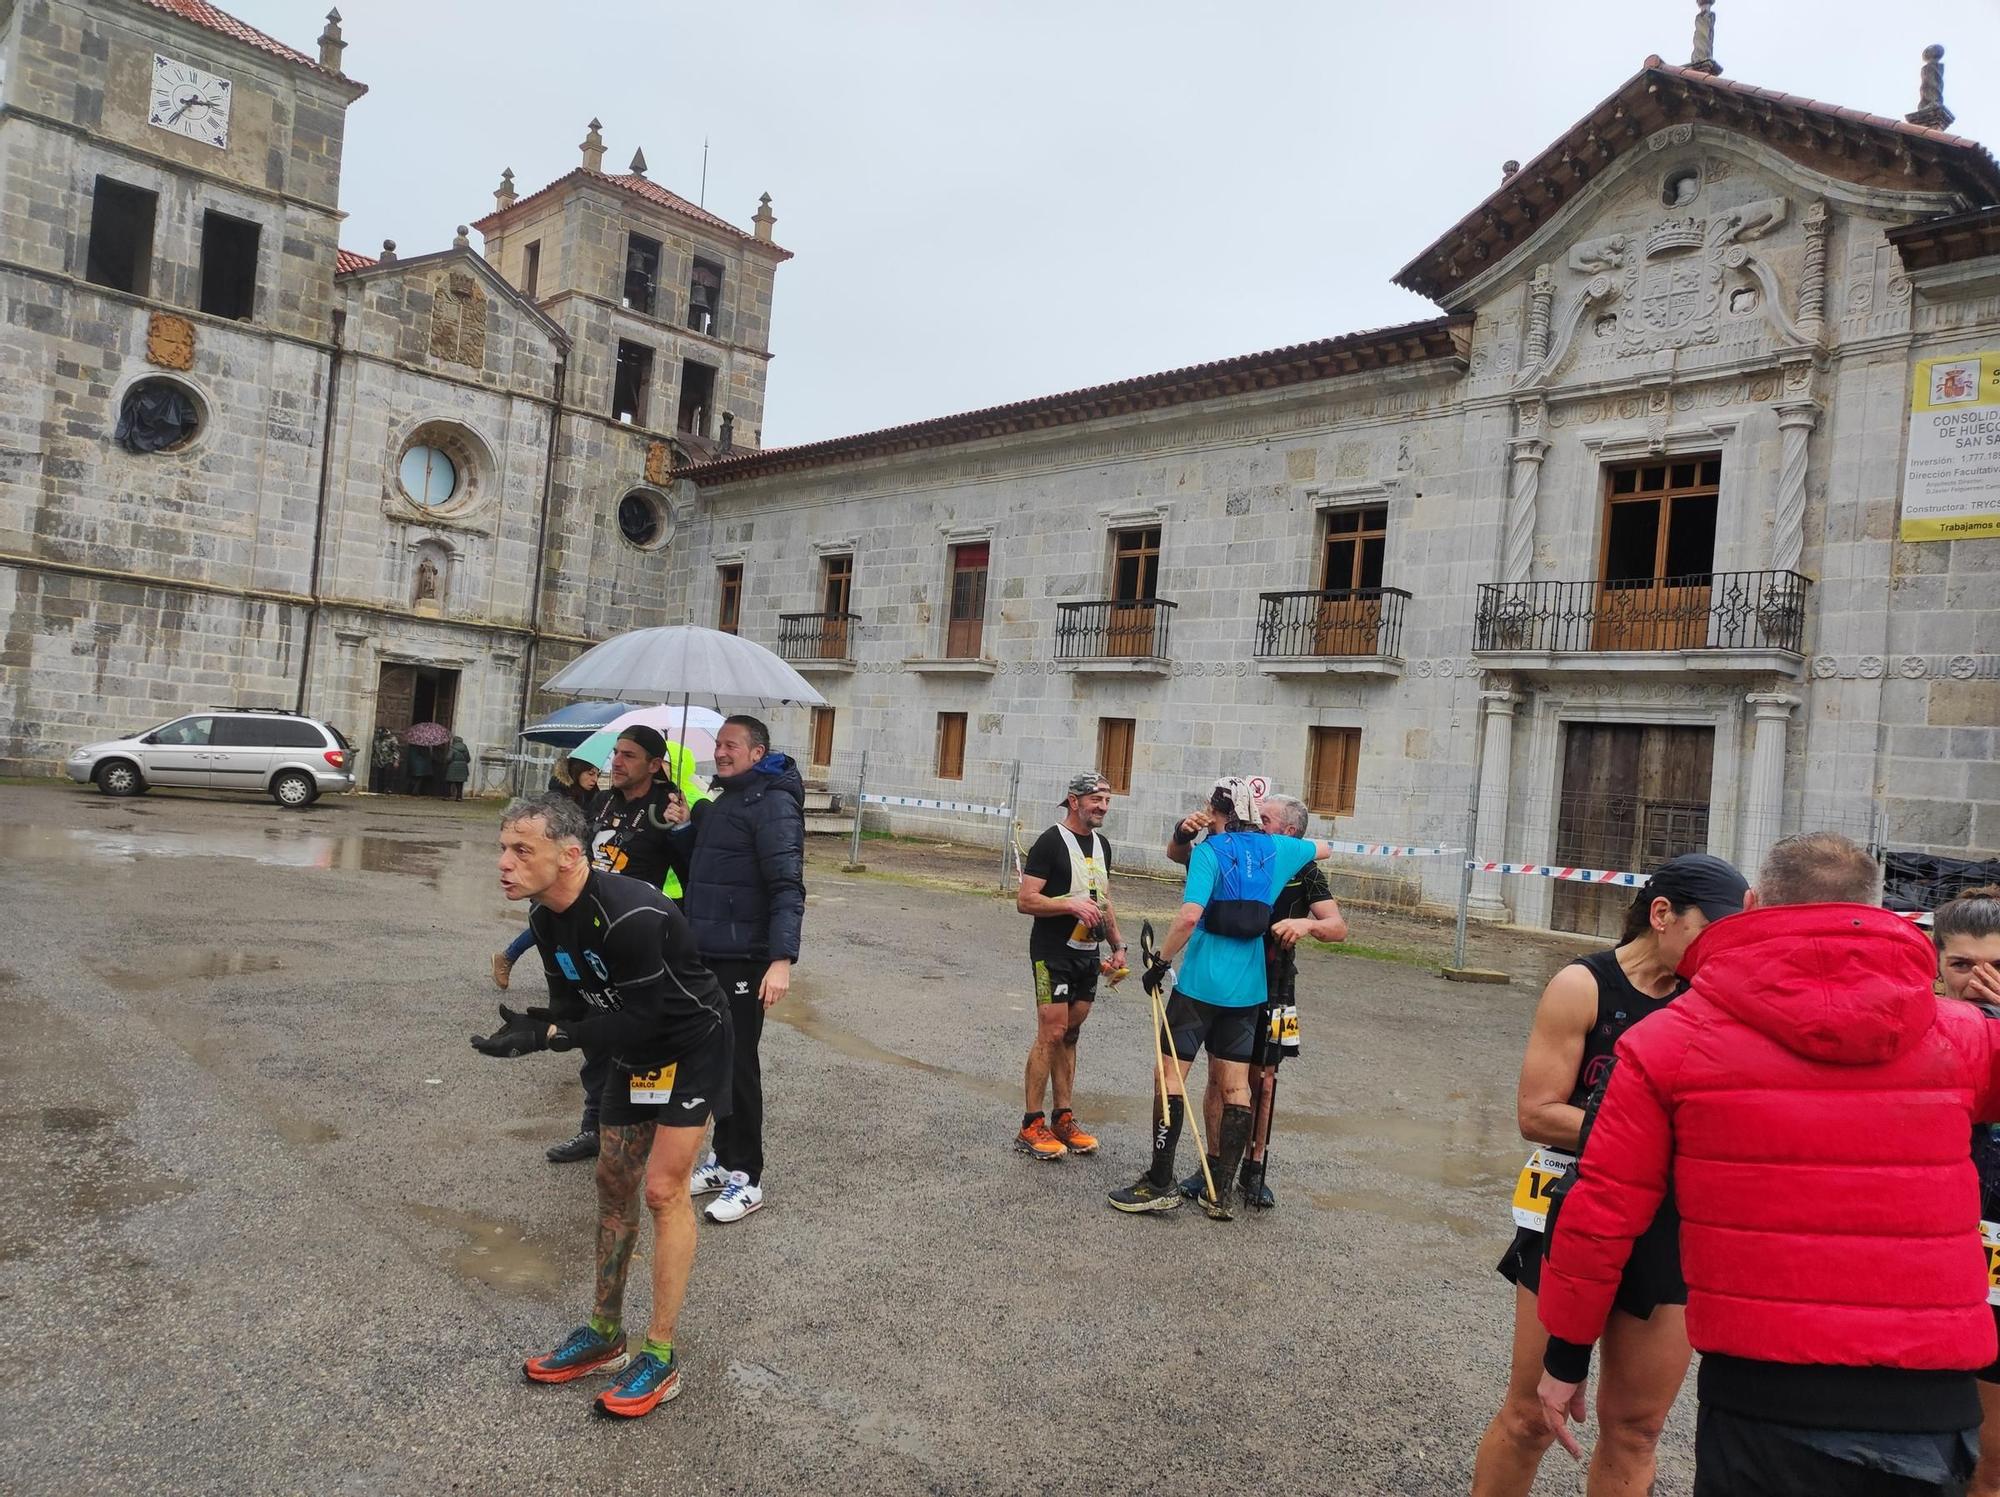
[1141,921,1215,1205]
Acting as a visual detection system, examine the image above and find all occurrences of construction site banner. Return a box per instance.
[1902,351,2000,542]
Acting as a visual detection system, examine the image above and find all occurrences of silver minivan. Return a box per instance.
[68,709,356,807]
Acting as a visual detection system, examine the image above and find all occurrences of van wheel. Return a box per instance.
[272,771,317,809]
[95,760,145,796]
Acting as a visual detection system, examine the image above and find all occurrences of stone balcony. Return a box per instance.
[1254,586,1409,680]
[1052,598,1176,676]
[776,611,859,674]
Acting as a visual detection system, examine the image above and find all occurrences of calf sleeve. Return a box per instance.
[1216,1104,1254,1193]
[1147,1094,1186,1187]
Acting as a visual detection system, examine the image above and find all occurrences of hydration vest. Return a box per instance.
[1199,830,1278,940]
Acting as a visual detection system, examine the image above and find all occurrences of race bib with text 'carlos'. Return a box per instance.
[628,1062,678,1106]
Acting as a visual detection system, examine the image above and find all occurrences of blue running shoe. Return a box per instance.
[523,1324,630,1384]
[595,1348,681,1418]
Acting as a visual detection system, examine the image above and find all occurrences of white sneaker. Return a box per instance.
[703,1171,763,1224]
[690,1152,730,1198]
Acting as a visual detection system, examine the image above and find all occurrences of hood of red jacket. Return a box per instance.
[1678,903,1941,1065]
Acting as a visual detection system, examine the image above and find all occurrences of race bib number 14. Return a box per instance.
[1983,1220,2000,1308]
[1511,1147,1575,1232]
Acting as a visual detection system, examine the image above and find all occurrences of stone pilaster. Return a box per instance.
[1741,693,1800,879]
[1472,683,1522,916]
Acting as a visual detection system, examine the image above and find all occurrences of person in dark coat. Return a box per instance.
[445,736,472,800]
[667,713,805,1225]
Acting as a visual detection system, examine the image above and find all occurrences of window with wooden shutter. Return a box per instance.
[716,565,742,634]
[936,713,967,780]
[1305,727,1360,817]
[946,543,988,658]
[1097,717,1135,795]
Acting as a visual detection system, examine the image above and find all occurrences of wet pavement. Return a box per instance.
[0,782,1691,1495]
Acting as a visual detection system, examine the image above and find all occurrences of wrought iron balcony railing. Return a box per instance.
[1474,570,1811,655]
[1053,598,1177,661]
[1254,587,1410,659]
[777,611,860,662]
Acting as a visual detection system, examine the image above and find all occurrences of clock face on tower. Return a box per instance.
[148,55,231,149]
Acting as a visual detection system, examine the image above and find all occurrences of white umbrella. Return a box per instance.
[596,704,727,764]
[541,626,827,708]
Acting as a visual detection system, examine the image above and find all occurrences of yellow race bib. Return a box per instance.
[628,1062,678,1106]
[1983,1221,2000,1308]
[1266,1005,1300,1046]
[1510,1147,1575,1232]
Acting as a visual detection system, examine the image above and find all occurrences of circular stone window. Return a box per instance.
[619,490,667,548]
[1661,167,1700,207]
[115,377,202,453]
[394,421,485,513]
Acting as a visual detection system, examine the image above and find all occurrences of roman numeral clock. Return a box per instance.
[148,55,231,149]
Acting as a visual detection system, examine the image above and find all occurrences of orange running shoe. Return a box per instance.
[1015,1116,1068,1160]
[524,1324,630,1384]
[1050,1109,1099,1155]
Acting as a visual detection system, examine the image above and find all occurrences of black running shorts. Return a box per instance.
[1160,991,1259,1065]
[595,1024,732,1129]
[1496,1192,1687,1319]
[1032,954,1100,1007]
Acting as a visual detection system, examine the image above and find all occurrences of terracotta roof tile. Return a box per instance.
[682,315,1473,485]
[472,169,791,259]
[132,0,363,89]
[334,247,375,274]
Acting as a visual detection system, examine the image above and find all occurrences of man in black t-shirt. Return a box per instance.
[472,794,729,1420]
[1164,790,1346,1208]
[1013,771,1126,1160]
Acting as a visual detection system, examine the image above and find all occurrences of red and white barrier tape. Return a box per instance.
[1464,860,1936,925]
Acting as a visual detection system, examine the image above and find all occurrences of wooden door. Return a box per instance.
[1551,723,1714,937]
[820,556,853,658]
[1594,458,1719,651]
[1108,527,1160,657]
[810,707,835,771]
[946,543,987,658]
[376,664,417,735]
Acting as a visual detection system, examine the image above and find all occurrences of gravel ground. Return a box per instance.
[0,782,1689,1495]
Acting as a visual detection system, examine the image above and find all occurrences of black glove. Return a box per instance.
[525,1006,577,1053]
[1141,953,1172,998]
[471,1004,548,1058]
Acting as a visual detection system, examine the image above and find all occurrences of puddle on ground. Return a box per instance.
[408,1203,562,1295]
[0,998,193,1264]
[94,949,285,993]
[0,822,454,884]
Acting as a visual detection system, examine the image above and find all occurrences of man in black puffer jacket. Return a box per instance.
[667,713,805,1225]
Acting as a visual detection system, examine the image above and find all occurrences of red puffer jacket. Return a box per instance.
[1540,902,2000,1370]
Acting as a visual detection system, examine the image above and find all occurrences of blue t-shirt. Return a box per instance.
[1175,833,1320,1008]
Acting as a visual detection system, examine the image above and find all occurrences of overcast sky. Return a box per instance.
[225,1,1998,447]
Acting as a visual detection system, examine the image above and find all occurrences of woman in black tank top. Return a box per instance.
[1471,854,1749,1497]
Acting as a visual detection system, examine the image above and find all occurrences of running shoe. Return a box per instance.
[1049,1110,1098,1155]
[703,1172,764,1224]
[1107,1175,1183,1213]
[1015,1117,1068,1160]
[689,1152,730,1197]
[594,1348,681,1418]
[1199,1181,1237,1222]
[523,1324,630,1384]
[490,953,513,990]
[546,1129,599,1164]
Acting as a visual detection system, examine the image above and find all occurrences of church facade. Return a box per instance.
[0,0,785,792]
[1,0,1995,932]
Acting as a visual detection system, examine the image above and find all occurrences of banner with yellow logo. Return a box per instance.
[1902,351,2000,541]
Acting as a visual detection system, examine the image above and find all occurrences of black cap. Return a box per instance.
[617,725,668,761]
[1644,853,1750,922]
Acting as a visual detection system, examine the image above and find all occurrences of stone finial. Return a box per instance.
[1501,159,1520,181]
[1907,44,1955,130]
[752,192,775,243]
[1687,0,1721,76]
[452,225,470,250]
[720,411,735,453]
[494,167,516,212]
[580,118,606,173]
[629,147,648,177]
[317,8,346,73]
[379,238,397,263]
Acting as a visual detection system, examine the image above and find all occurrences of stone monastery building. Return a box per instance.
[2,0,1997,934]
